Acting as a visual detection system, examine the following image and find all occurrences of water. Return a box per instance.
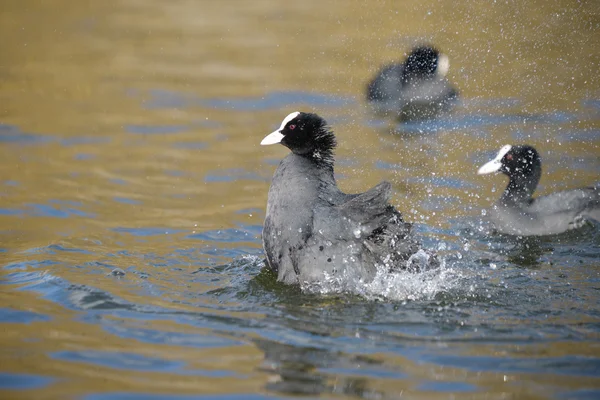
[1,0,600,399]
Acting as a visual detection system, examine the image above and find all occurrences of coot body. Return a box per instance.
[261,112,437,285]
[478,145,600,236]
[367,45,458,121]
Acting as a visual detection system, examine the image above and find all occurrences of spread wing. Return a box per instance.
[314,182,406,239]
[339,181,395,223]
[312,181,432,270]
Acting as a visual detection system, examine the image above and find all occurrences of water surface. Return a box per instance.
[1,0,599,399]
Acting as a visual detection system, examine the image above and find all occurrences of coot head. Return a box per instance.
[478,145,540,177]
[478,145,542,202]
[402,45,450,84]
[261,112,336,165]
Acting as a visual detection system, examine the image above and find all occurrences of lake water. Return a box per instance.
[1,1,599,399]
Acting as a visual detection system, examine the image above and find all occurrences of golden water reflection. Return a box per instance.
[1,0,599,398]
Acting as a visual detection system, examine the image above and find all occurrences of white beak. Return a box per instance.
[437,53,450,78]
[260,111,300,146]
[478,145,512,175]
[260,130,284,146]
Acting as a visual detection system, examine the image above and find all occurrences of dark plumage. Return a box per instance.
[260,112,437,285]
[366,45,458,122]
[478,144,600,236]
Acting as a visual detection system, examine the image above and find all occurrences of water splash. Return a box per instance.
[299,254,465,302]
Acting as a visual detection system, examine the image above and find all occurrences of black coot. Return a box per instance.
[478,144,600,236]
[260,112,437,285]
[366,45,458,122]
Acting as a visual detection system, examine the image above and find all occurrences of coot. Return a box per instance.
[367,45,458,122]
[261,111,437,285]
[478,144,600,236]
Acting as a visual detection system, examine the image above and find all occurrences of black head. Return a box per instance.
[478,145,542,201]
[261,112,336,167]
[402,45,449,83]
[478,145,541,178]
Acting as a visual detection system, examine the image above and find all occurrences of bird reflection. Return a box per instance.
[254,338,381,398]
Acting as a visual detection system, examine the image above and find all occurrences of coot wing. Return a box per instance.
[528,187,600,217]
[314,181,412,245]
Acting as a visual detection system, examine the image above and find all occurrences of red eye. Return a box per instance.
[289,124,296,130]
[506,154,513,161]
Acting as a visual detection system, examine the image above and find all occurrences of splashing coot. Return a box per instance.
[260,112,438,286]
[478,144,600,236]
[367,45,458,122]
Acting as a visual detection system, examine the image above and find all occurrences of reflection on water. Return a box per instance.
[1,0,600,399]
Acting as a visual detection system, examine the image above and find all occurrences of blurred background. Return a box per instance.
[1,0,599,399]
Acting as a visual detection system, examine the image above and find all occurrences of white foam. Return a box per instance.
[300,255,464,302]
